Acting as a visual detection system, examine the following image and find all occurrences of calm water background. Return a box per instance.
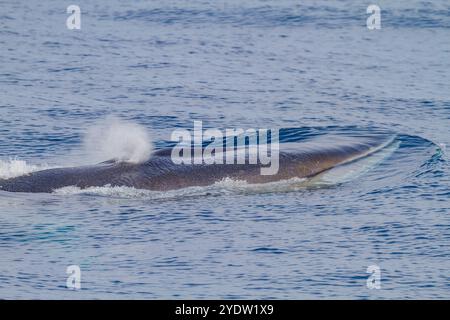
[0,0,449,299]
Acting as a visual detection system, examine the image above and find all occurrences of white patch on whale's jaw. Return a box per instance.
[307,140,400,187]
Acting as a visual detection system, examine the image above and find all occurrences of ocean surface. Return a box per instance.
[0,0,449,299]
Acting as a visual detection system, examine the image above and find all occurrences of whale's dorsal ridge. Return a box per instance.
[152,148,173,157]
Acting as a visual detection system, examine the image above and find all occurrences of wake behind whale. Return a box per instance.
[0,134,395,194]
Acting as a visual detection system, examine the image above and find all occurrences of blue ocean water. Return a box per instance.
[0,0,449,299]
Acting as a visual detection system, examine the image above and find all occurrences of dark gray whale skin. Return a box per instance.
[0,135,392,193]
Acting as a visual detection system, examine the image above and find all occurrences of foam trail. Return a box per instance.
[52,177,307,200]
[82,116,153,164]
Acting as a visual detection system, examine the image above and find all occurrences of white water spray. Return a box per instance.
[82,117,153,164]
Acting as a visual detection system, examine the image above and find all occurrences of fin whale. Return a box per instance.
[0,135,393,193]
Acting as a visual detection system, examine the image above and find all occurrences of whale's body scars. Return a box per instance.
[0,135,394,193]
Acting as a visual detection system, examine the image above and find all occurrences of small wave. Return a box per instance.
[0,158,51,179]
[437,143,447,160]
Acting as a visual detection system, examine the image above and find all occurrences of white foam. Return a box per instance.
[53,184,223,200]
[0,158,51,179]
[213,176,307,193]
[52,177,309,200]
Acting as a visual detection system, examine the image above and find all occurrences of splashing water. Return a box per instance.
[82,117,153,164]
[0,158,50,179]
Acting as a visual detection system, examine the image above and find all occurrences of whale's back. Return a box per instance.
[0,135,394,193]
